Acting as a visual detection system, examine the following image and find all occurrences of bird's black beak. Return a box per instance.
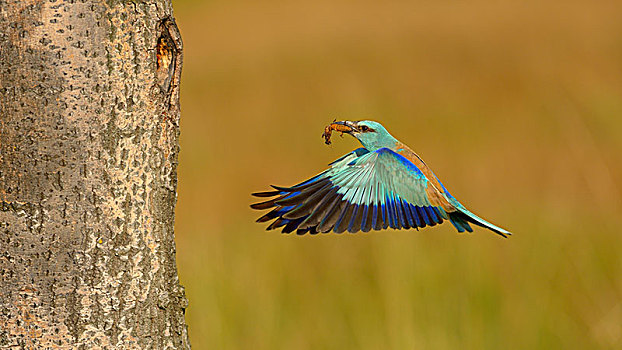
[332,120,357,133]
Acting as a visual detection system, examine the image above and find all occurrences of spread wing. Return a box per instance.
[251,147,451,234]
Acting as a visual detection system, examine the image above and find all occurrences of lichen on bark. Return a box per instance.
[0,0,189,348]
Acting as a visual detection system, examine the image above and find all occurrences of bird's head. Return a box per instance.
[329,120,397,151]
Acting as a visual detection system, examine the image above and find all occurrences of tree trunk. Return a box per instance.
[0,0,190,348]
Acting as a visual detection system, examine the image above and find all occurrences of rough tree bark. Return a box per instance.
[0,0,190,348]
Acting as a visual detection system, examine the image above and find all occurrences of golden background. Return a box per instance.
[173,0,622,348]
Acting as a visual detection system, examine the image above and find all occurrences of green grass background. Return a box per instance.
[172,0,622,348]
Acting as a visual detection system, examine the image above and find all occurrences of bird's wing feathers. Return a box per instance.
[251,147,452,234]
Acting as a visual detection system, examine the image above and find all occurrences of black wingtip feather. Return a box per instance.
[252,190,281,197]
[250,200,277,210]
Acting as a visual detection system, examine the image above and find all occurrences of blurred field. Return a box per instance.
[172,0,622,349]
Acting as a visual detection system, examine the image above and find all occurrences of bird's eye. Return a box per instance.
[360,125,369,132]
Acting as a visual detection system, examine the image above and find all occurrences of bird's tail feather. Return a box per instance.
[449,207,511,238]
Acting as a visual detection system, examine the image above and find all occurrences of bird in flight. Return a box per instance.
[251,120,511,237]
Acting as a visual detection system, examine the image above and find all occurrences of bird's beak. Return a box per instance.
[332,120,357,133]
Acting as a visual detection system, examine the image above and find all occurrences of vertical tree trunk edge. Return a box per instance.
[0,0,191,348]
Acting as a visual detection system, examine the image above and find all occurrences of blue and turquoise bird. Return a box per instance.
[251,120,511,237]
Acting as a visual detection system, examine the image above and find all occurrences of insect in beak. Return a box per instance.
[322,120,354,145]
